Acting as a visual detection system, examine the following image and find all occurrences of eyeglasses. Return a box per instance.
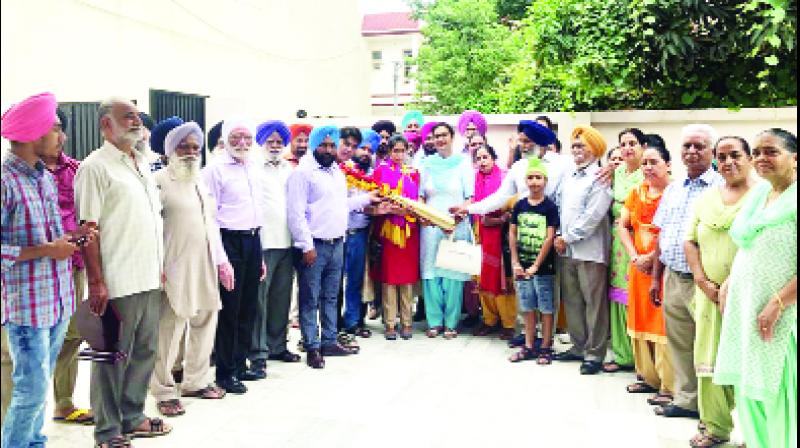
[433,133,450,139]
[229,134,253,144]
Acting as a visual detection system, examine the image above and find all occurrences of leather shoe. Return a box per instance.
[580,361,602,375]
[217,377,247,394]
[267,350,301,363]
[554,351,585,362]
[321,343,356,356]
[306,349,325,369]
[239,361,267,381]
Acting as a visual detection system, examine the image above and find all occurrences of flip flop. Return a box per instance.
[54,408,95,425]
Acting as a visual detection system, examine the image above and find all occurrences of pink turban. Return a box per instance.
[1,92,58,143]
[420,121,438,142]
[403,130,422,148]
[457,110,487,137]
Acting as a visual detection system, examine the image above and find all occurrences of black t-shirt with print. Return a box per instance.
[510,196,560,275]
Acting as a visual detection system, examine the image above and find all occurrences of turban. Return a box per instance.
[139,112,155,131]
[517,120,556,146]
[571,125,607,158]
[1,92,57,143]
[457,110,487,137]
[401,110,424,129]
[359,129,381,153]
[403,130,422,148]
[256,120,291,146]
[526,156,548,177]
[420,121,437,141]
[208,121,223,149]
[165,121,204,158]
[289,123,313,140]
[371,120,396,135]
[308,125,340,151]
[150,116,184,155]
[221,117,255,145]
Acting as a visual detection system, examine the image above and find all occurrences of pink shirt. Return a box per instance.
[48,152,83,270]
[202,152,264,231]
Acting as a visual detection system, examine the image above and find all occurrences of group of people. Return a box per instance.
[0,92,796,448]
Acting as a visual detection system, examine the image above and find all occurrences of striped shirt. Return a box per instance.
[1,154,75,328]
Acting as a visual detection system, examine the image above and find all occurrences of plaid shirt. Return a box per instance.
[1,154,75,328]
[653,168,724,273]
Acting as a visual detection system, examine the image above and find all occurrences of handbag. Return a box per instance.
[435,227,482,276]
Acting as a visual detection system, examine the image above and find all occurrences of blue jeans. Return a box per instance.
[2,318,68,448]
[298,239,344,350]
[343,228,368,330]
[516,275,555,313]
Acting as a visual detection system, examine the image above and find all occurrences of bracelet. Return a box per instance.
[775,294,786,312]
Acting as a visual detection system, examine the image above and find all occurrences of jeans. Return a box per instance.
[343,228,368,330]
[2,318,69,448]
[516,275,555,313]
[298,239,344,350]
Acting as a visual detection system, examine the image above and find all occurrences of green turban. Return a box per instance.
[526,156,548,177]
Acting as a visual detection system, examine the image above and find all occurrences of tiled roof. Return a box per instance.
[362,12,419,35]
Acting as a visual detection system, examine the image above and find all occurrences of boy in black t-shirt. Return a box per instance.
[508,157,560,364]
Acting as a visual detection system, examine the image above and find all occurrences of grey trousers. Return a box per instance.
[663,269,698,411]
[561,258,610,362]
[91,289,160,443]
[250,248,295,361]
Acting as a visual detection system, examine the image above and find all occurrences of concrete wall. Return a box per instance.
[1,0,371,124]
[365,33,420,115]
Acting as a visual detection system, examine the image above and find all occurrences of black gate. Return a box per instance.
[149,89,207,132]
[59,102,102,161]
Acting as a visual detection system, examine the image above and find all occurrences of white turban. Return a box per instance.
[221,117,256,147]
[164,122,204,157]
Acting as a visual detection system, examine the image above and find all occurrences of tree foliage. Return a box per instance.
[412,0,797,112]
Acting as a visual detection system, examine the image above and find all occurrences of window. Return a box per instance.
[403,49,413,83]
[372,51,382,70]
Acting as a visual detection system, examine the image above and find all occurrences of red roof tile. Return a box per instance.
[362,12,419,35]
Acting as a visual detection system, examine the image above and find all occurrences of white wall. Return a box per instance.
[365,33,419,104]
[1,0,371,126]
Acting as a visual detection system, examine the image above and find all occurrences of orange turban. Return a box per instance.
[289,123,313,139]
[571,125,607,158]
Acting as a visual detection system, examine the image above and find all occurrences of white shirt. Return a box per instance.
[259,158,293,249]
[467,151,573,215]
[74,142,164,299]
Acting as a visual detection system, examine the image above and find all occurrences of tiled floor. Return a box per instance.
[43,325,742,447]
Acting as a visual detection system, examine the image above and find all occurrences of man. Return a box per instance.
[286,126,379,369]
[75,97,170,446]
[650,124,723,419]
[41,108,95,425]
[1,92,86,447]
[138,112,167,172]
[205,121,225,162]
[286,123,313,167]
[202,117,266,392]
[371,120,396,162]
[249,120,302,370]
[337,127,373,339]
[552,125,613,375]
[149,118,231,417]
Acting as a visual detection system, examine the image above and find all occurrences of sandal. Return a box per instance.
[337,332,360,353]
[156,399,185,417]
[647,393,673,406]
[626,382,658,394]
[385,328,398,340]
[509,346,537,363]
[443,328,458,339]
[54,408,95,425]
[400,326,413,340]
[353,327,372,338]
[690,431,729,448]
[182,385,226,399]
[537,347,554,365]
[96,435,131,447]
[426,327,442,338]
[125,417,173,438]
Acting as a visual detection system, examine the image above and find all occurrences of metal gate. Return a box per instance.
[149,89,208,163]
[59,102,102,161]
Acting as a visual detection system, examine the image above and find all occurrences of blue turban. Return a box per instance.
[256,120,291,146]
[401,110,424,129]
[359,129,381,153]
[207,121,223,149]
[517,120,556,146]
[308,125,340,151]
[151,116,184,155]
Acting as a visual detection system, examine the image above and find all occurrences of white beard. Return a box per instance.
[226,145,249,161]
[169,155,200,181]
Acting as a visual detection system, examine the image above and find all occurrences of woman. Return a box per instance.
[471,146,516,339]
[618,145,674,404]
[715,128,797,448]
[418,123,474,339]
[605,128,646,373]
[683,136,755,447]
[372,134,421,340]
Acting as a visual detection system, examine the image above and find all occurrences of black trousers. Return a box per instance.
[215,230,261,381]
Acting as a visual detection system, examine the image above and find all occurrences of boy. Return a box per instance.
[508,157,560,364]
